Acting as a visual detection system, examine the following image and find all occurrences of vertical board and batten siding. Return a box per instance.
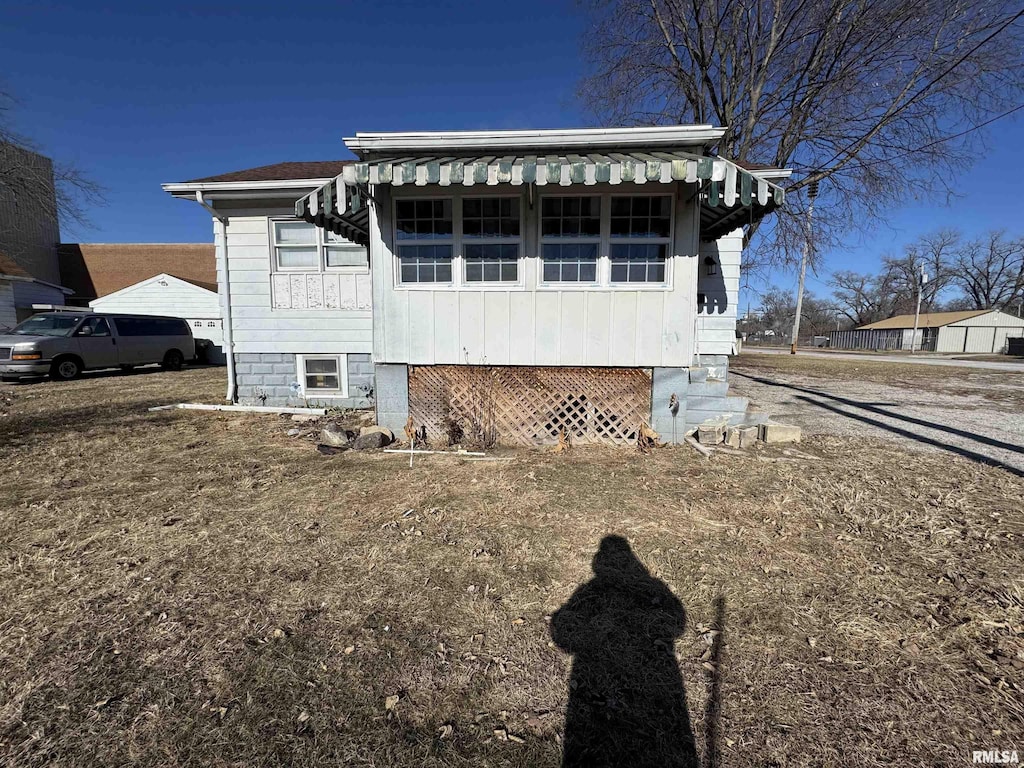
[0,281,16,329]
[215,204,373,355]
[696,231,742,356]
[369,183,701,367]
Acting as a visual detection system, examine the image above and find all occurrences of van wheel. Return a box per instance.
[162,350,184,371]
[51,356,82,381]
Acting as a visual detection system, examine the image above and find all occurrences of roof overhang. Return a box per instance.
[0,272,75,294]
[295,150,785,244]
[162,178,336,201]
[344,125,726,155]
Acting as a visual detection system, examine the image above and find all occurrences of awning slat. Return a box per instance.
[295,150,785,245]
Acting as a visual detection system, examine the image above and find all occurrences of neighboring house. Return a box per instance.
[834,310,1024,353]
[0,145,75,327]
[164,127,788,443]
[58,243,216,305]
[87,273,225,363]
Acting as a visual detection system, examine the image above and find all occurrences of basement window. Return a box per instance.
[297,354,348,398]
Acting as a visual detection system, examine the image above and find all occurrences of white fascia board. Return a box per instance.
[748,168,793,180]
[344,125,726,154]
[162,178,336,200]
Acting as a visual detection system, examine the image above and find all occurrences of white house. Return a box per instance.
[164,127,788,443]
[88,273,225,362]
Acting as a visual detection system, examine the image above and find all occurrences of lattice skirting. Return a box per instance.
[408,365,653,446]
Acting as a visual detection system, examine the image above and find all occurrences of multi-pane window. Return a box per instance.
[541,197,601,283]
[273,221,319,269]
[272,220,367,272]
[396,199,454,283]
[300,355,346,395]
[609,196,672,284]
[463,197,520,283]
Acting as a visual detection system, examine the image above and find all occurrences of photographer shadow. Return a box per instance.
[551,536,700,768]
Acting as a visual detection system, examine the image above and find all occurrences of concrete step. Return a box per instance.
[685,395,750,413]
[686,380,730,398]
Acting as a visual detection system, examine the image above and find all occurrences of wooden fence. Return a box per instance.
[408,365,653,446]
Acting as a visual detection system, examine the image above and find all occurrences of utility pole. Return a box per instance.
[910,263,928,353]
[790,179,819,354]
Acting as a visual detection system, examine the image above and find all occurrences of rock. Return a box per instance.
[358,425,395,444]
[321,422,355,447]
[738,425,759,449]
[697,420,726,446]
[286,428,302,437]
[352,431,391,450]
[291,414,318,423]
[760,422,802,444]
[316,444,346,455]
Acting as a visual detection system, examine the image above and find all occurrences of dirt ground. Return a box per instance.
[1,364,1023,767]
[732,352,1024,476]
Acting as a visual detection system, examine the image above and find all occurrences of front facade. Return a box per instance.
[166,127,787,443]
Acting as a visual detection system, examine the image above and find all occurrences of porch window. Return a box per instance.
[609,195,671,284]
[541,197,600,283]
[396,199,453,283]
[463,197,520,282]
[273,221,319,270]
[298,354,348,397]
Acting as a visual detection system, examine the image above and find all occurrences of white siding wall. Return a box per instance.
[936,326,967,353]
[936,311,1024,353]
[696,230,742,356]
[217,205,373,355]
[0,280,16,330]
[369,183,701,367]
[90,277,219,317]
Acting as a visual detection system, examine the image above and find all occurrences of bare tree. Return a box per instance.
[829,270,904,326]
[883,229,959,311]
[578,0,1024,264]
[950,230,1024,310]
[0,89,104,241]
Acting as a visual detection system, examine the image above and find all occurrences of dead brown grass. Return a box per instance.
[1,367,1022,766]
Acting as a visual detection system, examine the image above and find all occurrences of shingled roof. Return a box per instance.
[58,243,216,301]
[184,161,353,184]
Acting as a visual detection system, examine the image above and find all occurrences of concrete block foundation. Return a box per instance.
[234,352,374,409]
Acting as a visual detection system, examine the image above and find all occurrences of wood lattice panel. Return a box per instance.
[408,366,653,446]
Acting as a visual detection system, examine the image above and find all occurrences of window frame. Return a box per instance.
[296,354,349,399]
[269,218,369,275]
[391,193,525,290]
[537,190,675,290]
[607,193,673,286]
[538,195,603,287]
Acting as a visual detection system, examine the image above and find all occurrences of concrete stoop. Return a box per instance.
[665,366,769,440]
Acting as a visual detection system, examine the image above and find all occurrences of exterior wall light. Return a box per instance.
[704,256,718,276]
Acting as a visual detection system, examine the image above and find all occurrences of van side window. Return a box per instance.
[76,317,111,336]
[113,317,189,336]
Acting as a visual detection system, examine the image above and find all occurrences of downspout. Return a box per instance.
[194,192,235,402]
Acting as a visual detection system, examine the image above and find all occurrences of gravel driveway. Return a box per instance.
[730,354,1024,476]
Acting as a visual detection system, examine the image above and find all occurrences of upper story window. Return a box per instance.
[541,197,601,283]
[609,195,672,284]
[463,197,520,283]
[396,199,453,283]
[272,220,367,272]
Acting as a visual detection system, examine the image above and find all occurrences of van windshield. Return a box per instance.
[9,315,83,336]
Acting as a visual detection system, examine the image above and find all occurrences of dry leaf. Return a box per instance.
[807,637,817,648]
[297,710,310,723]
[493,728,508,742]
[385,694,400,711]
[437,724,454,739]
[344,646,355,654]
[512,617,525,625]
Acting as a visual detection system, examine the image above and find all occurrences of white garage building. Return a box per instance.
[88,273,225,362]
[835,309,1024,353]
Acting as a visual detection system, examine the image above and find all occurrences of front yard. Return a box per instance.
[1,365,1022,766]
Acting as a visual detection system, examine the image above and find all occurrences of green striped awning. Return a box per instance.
[296,150,785,242]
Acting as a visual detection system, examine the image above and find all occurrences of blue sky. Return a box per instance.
[2,0,1022,308]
